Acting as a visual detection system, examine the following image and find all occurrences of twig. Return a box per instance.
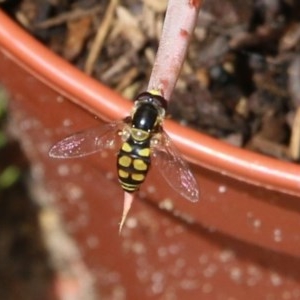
[115,67,139,92]
[84,0,119,75]
[34,6,103,29]
[289,107,300,161]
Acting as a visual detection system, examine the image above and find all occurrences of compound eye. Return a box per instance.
[131,128,150,141]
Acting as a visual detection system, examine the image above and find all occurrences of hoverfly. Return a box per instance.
[49,91,199,225]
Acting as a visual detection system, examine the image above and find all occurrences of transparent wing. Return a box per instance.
[49,121,124,158]
[152,132,199,202]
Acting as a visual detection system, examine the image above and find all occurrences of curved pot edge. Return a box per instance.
[0,10,299,197]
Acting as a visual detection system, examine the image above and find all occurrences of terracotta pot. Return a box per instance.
[1,10,300,299]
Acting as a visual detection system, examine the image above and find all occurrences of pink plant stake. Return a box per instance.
[148,0,202,100]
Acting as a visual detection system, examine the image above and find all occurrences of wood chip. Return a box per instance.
[100,52,133,82]
[115,67,139,92]
[115,6,145,50]
[143,0,168,13]
[247,134,290,160]
[122,81,142,100]
[63,16,92,61]
[279,22,300,52]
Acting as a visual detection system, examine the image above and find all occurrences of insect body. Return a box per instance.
[117,136,151,193]
[49,91,199,202]
[117,93,164,193]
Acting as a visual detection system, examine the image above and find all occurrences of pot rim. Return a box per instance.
[0,10,299,196]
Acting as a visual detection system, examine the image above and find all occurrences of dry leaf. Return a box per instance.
[63,16,92,61]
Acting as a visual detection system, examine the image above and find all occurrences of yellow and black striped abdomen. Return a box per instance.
[117,139,151,193]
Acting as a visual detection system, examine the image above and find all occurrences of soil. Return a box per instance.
[2,0,300,161]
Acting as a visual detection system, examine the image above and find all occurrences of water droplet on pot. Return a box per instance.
[151,272,165,294]
[56,96,64,103]
[273,228,283,242]
[159,198,174,211]
[147,185,156,193]
[66,184,83,202]
[230,267,243,283]
[253,218,262,228]
[203,264,218,278]
[270,272,282,286]
[132,242,146,254]
[219,249,235,263]
[87,235,99,249]
[63,118,72,127]
[218,185,227,193]
[57,164,69,176]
